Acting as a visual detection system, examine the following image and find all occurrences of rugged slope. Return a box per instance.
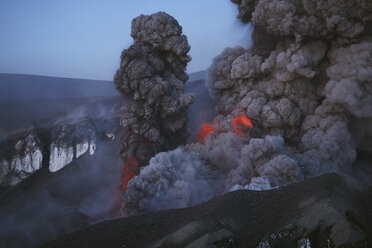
[41,173,372,248]
[0,97,122,187]
[0,73,119,102]
[0,138,123,248]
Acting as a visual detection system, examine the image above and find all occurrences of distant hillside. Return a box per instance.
[0,74,120,102]
[0,72,213,138]
[188,70,207,82]
[0,72,207,102]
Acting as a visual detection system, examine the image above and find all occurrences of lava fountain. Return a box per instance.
[197,114,253,142]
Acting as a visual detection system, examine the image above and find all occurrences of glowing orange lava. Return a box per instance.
[197,123,214,142]
[197,114,253,142]
[123,157,139,192]
[232,114,253,137]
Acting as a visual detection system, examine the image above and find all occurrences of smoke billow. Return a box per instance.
[122,1,372,215]
[114,11,194,168]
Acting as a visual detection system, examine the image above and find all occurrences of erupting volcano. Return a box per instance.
[2,0,372,247]
[119,0,372,219]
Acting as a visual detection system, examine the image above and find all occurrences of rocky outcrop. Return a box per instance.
[0,116,120,187]
[0,133,43,186]
[48,121,97,173]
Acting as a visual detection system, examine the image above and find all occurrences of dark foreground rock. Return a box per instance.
[41,173,372,248]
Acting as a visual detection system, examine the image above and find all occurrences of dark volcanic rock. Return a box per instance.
[41,173,372,248]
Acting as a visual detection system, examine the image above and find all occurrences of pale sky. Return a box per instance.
[0,0,252,80]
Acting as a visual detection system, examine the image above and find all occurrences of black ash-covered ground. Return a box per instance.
[42,173,372,248]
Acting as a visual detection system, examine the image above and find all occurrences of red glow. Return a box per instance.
[232,114,253,137]
[197,123,214,142]
[197,115,253,141]
[123,157,139,192]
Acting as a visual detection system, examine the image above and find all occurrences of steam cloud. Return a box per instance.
[122,1,372,215]
[114,11,194,166]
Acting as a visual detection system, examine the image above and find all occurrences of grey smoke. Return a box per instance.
[122,0,372,215]
[114,11,194,167]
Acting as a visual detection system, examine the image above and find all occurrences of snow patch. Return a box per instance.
[89,140,96,155]
[49,144,74,173]
[76,140,89,158]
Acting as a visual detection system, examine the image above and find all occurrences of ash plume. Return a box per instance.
[122,1,372,215]
[114,12,194,212]
[207,0,372,177]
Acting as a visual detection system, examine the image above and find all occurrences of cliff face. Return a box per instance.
[0,73,125,188]
[48,121,97,173]
[0,104,121,188]
[0,133,43,186]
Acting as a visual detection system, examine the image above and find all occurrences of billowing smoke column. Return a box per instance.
[122,1,372,216]
[208,0,372,176]
[114,12,194,204]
